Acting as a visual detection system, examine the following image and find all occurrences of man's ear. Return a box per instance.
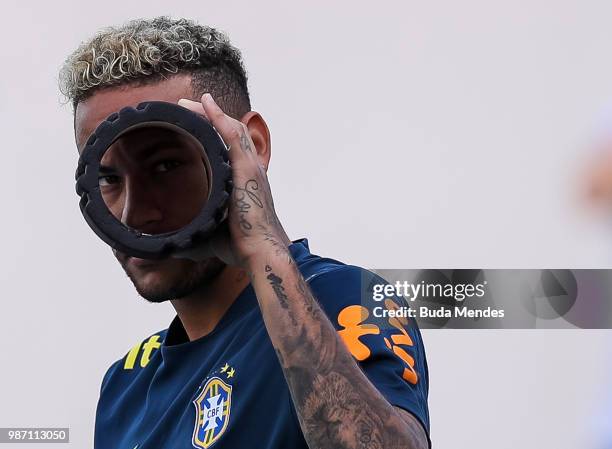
[240,111,271,170]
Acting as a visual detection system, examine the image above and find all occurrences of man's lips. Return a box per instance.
[114,249,166,270]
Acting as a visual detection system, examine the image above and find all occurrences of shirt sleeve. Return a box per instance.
[306,264,431,442]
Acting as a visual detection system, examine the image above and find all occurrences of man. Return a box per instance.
[60,17,430,449]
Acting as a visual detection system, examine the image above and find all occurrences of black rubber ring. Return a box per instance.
[75,101,232,259]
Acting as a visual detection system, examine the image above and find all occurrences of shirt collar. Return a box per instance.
[163,238,310,347]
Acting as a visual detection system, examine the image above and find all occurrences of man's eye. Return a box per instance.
[99,175,121,187]
[153,160,181,173]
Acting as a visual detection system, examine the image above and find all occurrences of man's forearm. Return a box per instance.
[247,246,428,449]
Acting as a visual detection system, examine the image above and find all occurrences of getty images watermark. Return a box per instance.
[359,270,612,329]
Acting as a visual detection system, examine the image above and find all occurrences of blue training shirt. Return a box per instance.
[94,239,430,449]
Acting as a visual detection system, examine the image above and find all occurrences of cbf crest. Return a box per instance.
[192,376,232,448]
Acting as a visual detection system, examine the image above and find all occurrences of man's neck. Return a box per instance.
[170,264,251,341]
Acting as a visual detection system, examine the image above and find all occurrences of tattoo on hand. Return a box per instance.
[239,129,253,153]
[233,179,263,234]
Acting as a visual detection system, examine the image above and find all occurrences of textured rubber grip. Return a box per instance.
[75,101,232,259]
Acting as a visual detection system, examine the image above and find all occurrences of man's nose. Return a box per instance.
[121,177,164,233]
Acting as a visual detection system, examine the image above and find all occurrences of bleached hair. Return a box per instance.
[59,16,251,118]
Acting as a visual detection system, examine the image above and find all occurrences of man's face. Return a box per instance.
[75,75,223,302]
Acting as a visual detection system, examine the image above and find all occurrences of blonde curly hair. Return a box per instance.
[59,16,251,118]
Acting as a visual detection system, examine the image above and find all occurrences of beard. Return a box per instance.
[119,255,225,303]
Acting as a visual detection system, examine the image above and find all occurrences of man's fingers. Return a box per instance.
[200,93,255,166]
[179,96,244,165]
[177,98,209,120]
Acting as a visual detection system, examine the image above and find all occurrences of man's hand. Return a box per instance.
[177,94,291,268]
[179,94,429,449]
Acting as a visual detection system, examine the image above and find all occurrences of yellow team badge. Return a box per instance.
[192,376,232,448]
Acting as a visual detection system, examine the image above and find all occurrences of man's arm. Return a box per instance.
[248,248,429,449]
[178,94,429,449]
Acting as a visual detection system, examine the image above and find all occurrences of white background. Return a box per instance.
[1,1,611,448]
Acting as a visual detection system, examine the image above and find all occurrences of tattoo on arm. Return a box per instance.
[263,232,293,265]
[266,266,298,326]
[261,266,428,449]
